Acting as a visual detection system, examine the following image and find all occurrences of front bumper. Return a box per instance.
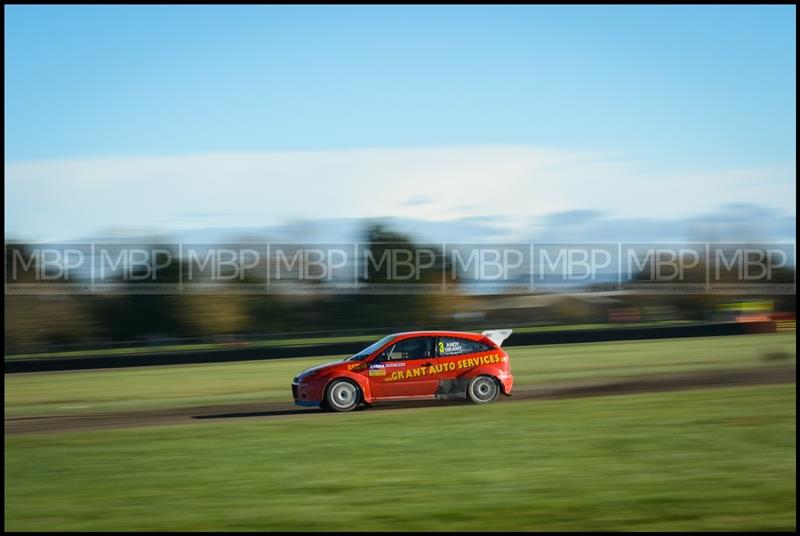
[292,380,324,407]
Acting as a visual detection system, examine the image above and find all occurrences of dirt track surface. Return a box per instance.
[6,366,795,435]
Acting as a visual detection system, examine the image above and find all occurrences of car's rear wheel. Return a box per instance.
[325,379,361,412]
[467,375,499,404]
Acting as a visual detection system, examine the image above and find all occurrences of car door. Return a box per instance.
[368,336,438,399]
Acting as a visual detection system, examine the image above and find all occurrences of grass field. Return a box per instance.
[4,332,795,417]
[5,384,796,531]
[5,333,796,531]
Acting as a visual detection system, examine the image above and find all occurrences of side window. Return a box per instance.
[437,337,492,357]
[381,337,435,361]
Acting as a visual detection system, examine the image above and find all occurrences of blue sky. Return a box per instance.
[4,5,796,241]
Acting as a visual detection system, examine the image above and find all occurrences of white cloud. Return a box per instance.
[4,146,795,241]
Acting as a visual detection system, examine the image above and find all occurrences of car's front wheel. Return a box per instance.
[324,379,361,412]
[467,375,500,404]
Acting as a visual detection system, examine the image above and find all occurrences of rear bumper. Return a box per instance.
[498,373,513,395]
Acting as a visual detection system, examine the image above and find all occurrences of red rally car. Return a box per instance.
[292,329,513,411]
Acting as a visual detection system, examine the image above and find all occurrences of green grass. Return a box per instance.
[3,333,378,361]
[5,385,796,531]
[4,320,698,360]
[5,333,795,417]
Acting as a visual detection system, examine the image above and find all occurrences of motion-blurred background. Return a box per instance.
[4,6,796,355]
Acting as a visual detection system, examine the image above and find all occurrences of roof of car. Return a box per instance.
[389,330,487,341]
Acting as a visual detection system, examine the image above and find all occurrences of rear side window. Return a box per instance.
[437,337,493,357]
[382,337,436,361]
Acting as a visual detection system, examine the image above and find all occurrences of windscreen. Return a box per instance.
[345,335,396,361]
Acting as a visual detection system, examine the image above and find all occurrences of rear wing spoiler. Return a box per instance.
[481,329,513,347]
